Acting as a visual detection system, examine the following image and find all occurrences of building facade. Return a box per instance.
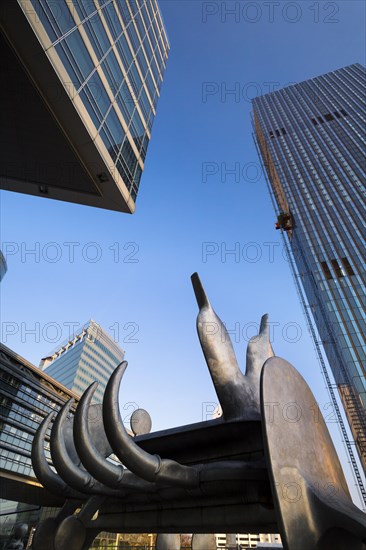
[0,343,80,495]
[216,533,282,549]
[0,343,79,547]
[0,343,121,548]
[40,320,125,402]
[0,0,169,212]
[252,63,366,471]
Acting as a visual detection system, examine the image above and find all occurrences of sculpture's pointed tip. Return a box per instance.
[117,361,128,376]
[259,314,270,337]
[191,272,210,309]
[81,382,98,404]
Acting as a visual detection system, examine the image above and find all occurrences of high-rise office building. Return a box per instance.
[0,0,169,212]
[252,63,365,471]
[40,320,125,402]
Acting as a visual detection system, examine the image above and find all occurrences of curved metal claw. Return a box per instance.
[50,399,122,496]
[192,272,274,420]
[103,362,199,487]
[74,382,156,493]
[32,412,83,498]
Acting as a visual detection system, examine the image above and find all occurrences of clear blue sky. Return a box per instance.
[1,0,365,506]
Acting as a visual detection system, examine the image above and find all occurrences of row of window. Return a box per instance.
[269,127,287,138]
[80,352,114,383]
[32,0,168,74]
[0,453,33,477]
[89,331,124,364]
[269,109,348,139]
[0,375,59,415]
[321,257,356,280]
[73,381,104,401]
[311,109,348,126]
[30,0,168,197]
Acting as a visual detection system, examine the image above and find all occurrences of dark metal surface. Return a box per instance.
[54,496,105,550]
[32,412,80,498]
[32,501,80,550]
[130,408,152,436]
[50,399,120,496]
[261,357,366,549]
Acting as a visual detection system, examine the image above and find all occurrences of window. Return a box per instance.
[41,0,76,37]
[65,30,94,80]
[74,0,96,19]
[321,261,333,280]
[117,84,135,121]
[86,13,111,58]
[341,257,355,276]
[105,109,125,148]
[30,0,57,42]
[331,259,344,278]
[78,89,101,128]
[324,113,334,122]
[120,138,138,177]
[55,42,82,87]
[87,71,110,117]
[104,2,123,39]
[116,34,133,70]
[102,50,123,95]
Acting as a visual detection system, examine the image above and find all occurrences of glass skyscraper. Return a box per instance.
[0,0,169,212]
[40,320,125,402]
[252,63,365,471]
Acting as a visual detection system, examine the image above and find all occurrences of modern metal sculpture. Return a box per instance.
[31,274,366,550]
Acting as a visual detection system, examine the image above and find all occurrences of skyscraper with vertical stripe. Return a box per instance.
[253,63,366,471]
[40,321,125,403]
